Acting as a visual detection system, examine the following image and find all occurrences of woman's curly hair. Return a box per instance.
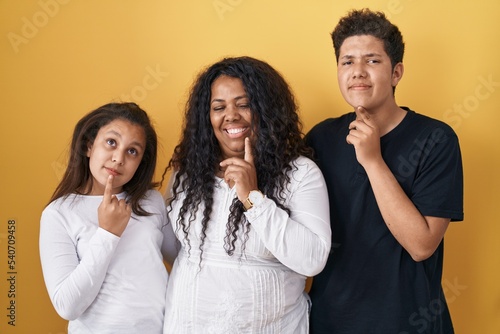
[165,56,312,260]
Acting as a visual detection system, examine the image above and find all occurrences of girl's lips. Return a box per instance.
[105,167,120,176]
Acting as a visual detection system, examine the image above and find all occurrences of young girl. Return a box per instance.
[39,102,177,334]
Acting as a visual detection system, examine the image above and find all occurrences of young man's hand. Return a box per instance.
[346,106,382,168]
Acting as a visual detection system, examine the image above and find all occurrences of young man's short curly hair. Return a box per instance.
[331,8,405,69]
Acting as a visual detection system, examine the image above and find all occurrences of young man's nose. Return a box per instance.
[352,63,367,78]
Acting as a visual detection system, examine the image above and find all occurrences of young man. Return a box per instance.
[306,9,463,334]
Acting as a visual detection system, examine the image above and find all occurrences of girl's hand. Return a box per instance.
[219,137,258,202]
[98,175,131,236]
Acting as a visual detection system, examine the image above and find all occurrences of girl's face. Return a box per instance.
[86,119,146,195]
[210,75,255,160]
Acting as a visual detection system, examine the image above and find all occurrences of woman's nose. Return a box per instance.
[224,105,241,121]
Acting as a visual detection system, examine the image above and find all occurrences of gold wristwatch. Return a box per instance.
[242,190,264,211]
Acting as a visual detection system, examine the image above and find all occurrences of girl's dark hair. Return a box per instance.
[164,56,312,258]
[331,8,405,69]
[49,102,159,216]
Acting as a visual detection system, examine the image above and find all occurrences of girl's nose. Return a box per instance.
[112,151,124,165]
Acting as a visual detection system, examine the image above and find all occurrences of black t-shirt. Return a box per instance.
[306,108,463,334]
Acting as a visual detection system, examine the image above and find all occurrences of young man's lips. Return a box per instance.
[350,84,371,89]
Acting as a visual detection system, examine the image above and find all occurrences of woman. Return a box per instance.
[162,56,331,333]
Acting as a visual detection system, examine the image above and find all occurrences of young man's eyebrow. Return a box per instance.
[340,53,382,59]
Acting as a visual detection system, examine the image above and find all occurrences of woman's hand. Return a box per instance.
[219,137,258,201]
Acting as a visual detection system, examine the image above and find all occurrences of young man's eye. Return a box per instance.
[341,61,352,66]
[368,59,380,64]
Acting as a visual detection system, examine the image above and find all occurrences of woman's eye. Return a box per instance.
[238,104,249,109]
[212,105,224,112]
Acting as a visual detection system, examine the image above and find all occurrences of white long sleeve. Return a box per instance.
[245,156,331,276]
[39,190,169,334]
[39,211,119,320]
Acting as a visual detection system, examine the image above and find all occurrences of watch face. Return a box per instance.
[249,190,263,205]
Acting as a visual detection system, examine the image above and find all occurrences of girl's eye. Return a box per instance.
[106,139,116,146]
[128,148,139,156]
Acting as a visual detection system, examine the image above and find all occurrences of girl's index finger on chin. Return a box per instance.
[103,175,114,202]
[244,137,254,164]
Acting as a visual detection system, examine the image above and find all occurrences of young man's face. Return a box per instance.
[337,34,403,112]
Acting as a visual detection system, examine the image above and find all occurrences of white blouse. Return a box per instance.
[163,156,331,334]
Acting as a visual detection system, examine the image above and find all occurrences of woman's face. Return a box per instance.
[210,75,255,160]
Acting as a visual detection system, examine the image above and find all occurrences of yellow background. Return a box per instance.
[1,0,499,333]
